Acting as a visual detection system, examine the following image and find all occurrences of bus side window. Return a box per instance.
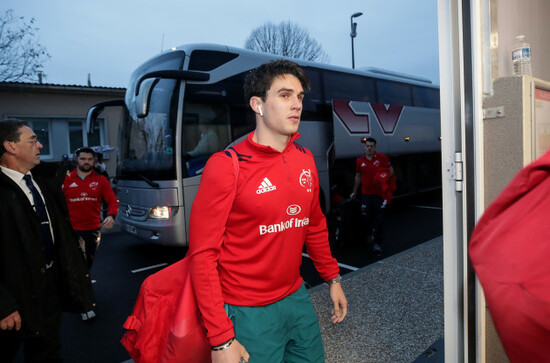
[302,68,327,121]
[323,71,376,103]
[376,80,413,106]
[210,105,230,151]
[413,87,440,109]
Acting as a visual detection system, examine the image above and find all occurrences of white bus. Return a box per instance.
[87,43,440,247]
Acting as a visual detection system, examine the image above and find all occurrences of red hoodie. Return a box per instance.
[63,169,118,230]
[188,132,340,346]
[356,152,391,197]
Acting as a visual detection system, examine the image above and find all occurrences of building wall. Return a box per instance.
[0,83,126,176]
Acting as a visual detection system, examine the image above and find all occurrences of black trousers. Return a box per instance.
[75,229,101,270]
[0,266,62,363]
[359,194,385,245]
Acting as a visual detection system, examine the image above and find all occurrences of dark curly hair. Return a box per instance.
[73,147,96,159]
[244,60,310,102]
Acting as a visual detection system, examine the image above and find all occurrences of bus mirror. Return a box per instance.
[135,78,159,118]
[85,99,125,134]
[133,70,209,118]
[86,106,103,134]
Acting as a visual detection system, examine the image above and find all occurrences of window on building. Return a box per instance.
[3,118,53,157]
[8,116,105,160]
[69,121,84,152]
[31,120,51,155]
[68,120,102,153]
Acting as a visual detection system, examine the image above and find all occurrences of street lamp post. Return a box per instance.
[350,12,363,69]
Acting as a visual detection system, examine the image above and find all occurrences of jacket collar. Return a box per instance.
[246,131,301,154]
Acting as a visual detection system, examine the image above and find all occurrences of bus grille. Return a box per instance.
[122,204,149,220]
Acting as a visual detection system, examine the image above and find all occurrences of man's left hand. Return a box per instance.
[0,311,21,331]
[329,283,347,323]
[102,215,115,230]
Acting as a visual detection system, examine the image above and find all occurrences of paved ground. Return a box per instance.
[97,222,445,363]
[117,235,443,363]
[309,236,444,363]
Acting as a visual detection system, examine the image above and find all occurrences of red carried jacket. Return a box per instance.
[373,166,396,203]
[121,256,210,363]
[469,148,550,362]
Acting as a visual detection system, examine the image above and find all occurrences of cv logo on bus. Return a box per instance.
[333,100,403,135]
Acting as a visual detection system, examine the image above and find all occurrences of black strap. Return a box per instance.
[227,148,239,195]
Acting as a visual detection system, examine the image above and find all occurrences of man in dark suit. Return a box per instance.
[0,119,95,362]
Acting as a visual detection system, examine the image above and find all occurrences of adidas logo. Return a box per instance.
[256,177,277,194]
[69,182,79,188]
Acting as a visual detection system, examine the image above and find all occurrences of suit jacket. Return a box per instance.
[0,162,95,338]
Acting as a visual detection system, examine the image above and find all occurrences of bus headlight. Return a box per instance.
[148,206,178,219]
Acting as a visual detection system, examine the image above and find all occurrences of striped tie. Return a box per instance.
[23,174,55,266]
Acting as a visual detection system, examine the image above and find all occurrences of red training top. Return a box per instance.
[188,132,340,346]
[63,169,118,230]
[356,152,391,197]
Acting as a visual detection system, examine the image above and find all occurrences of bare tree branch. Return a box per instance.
[244,21,330,63]
[0,9,50,82]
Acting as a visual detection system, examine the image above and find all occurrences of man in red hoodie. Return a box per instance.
[350,137,394,255]
[62,147,118,320]
[189,60,347,363]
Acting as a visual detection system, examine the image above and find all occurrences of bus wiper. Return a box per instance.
[126,170,160,188]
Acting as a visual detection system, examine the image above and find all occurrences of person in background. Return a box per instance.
[0,119,95,362]
[183,106,224,160]
[189,60,347,363]
[61,153,76,172]
[94,152,109,179]
[350,137,395,255]
[62,147,118,320]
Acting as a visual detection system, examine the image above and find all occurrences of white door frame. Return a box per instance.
[438,0,488,361]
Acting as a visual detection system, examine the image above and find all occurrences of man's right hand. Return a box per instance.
[211,338,250,363]
[349,192,357,199]
[0,311,21,331]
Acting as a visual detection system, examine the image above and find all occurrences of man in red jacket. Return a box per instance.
[62,147,118,320]
[350,137,394,255]
[189,60,347,363]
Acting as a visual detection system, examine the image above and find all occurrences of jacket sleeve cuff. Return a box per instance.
[208,329,235,347]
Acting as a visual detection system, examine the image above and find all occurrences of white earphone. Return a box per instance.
[258,105,263,117]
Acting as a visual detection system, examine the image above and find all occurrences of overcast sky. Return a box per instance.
[3,0,439,88]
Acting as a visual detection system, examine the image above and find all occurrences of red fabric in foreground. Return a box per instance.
[469,149,550,363]
[121,256,210,363]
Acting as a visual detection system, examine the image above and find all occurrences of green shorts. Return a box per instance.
[225,283,325,363]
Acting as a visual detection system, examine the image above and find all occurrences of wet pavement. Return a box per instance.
[310,236,444,363]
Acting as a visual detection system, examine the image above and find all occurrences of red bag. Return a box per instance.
[121,256,211,363]
[121,149,239,362]
[469,148,550,362]
[373,166,396,203]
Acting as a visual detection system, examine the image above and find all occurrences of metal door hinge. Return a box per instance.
[446,152,463,191]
